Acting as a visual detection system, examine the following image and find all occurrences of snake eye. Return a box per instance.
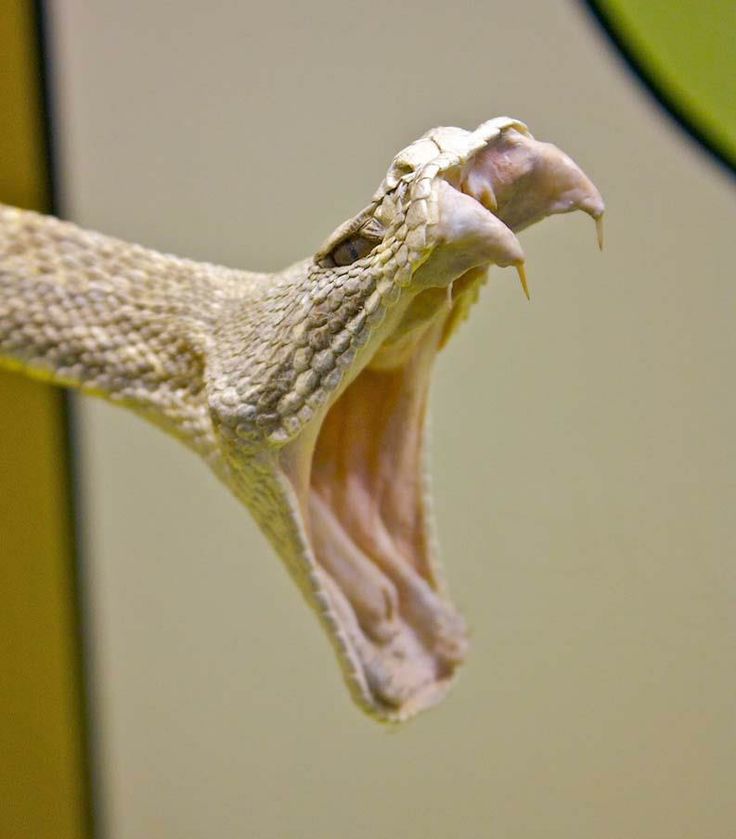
[320,214,385,268]
[330,234,376,267]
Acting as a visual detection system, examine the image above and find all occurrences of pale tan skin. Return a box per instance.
[0,117,603,722]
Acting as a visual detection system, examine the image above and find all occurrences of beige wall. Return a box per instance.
[48,1,735,837]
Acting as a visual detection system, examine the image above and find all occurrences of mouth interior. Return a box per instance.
[305,302,470,713]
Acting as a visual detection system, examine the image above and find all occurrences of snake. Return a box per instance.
[0,117,604,722]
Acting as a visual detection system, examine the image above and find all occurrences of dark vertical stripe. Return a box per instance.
[31,0,60,213]
[32,1,100,833]
[58,392,98,839]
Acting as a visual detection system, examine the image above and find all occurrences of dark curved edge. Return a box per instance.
[33,1,102,836]
[581,0,736,180]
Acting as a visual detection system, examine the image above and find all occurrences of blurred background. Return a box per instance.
[1,1,734,837]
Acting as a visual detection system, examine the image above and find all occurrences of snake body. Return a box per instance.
[0,118,603,721]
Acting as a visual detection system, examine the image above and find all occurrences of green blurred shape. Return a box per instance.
[594,0,735,169]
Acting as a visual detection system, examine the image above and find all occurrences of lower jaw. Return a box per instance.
[291,305,473,717]
[308,487,468,715]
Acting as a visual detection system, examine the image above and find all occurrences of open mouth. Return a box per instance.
[282,283,471,719]
[273,123,604,721]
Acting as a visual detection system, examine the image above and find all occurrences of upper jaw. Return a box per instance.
[459,127,605,234]
[412,122,605,293]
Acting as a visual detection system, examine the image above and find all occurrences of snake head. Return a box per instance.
[316,117,604,303]
[211,118,603,722]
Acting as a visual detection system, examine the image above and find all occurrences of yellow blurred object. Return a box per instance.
[0,2,89,838]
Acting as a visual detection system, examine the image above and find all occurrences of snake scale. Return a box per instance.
[0,117,603,722]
